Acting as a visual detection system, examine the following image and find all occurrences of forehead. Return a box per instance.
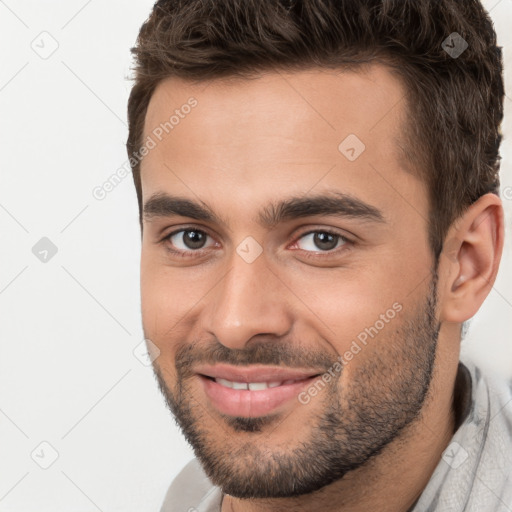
[143,64,408,144]
[140,64,425,228]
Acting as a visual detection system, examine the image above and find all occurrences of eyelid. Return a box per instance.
[292,225,353,241]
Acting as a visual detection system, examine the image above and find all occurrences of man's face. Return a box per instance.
[139,65,440,497]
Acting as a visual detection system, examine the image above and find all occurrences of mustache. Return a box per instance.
[174,339,338,377]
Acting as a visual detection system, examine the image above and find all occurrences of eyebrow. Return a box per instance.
[143,191,385,228]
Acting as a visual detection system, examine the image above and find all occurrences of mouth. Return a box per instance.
[207,376,310,390]
[195,364,323,418]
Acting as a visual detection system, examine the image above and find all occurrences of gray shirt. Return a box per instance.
[160,357,512,511]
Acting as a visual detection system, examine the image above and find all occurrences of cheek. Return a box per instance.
[292,266,410,356]
[140,256,184,347]
[307,290,389,355]
[140,254,214,357]
[140,272,186,381]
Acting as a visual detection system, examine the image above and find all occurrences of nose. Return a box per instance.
[203,249,292,350]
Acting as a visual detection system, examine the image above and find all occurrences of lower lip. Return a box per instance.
[198,375,318,417]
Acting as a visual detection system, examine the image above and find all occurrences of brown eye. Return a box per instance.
[165,228,214,252]
[296,230,347,252]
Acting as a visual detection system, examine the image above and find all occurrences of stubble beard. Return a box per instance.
[151,274,440,499]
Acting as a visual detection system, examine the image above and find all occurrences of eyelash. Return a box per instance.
[161,226,352,260]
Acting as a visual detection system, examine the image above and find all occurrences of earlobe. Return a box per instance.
[439,194,504,324]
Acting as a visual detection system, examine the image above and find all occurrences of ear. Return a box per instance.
[438,193,504,323]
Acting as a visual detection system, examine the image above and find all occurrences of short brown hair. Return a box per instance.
[127,0,504,258]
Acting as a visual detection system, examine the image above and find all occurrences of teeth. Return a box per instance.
[248,382,268,391]
[216,378,234,389]
[214,378,301,389]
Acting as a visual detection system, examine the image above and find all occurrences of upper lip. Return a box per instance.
[195,364,322,382]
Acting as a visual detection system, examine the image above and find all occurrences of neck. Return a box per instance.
[222,348,459,512]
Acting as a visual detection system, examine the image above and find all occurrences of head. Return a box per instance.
[127,0,505,500]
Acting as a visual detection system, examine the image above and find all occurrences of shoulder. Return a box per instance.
[461,359,512,507]
[411,359,512,511]
[159,458,222,512]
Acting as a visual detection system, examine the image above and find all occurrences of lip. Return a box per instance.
[195,363,321,383]
[195,364,322,418]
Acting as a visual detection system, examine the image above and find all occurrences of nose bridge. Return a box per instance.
[205,250,291,349]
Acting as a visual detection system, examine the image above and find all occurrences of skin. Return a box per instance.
[139,65,504,512]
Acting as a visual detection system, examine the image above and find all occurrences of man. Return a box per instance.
[126,0,512,510]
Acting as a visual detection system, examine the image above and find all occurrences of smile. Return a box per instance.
[194,365,323,418]
[213,378,307,390]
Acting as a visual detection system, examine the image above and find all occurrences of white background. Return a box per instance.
[0,1,511,510]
